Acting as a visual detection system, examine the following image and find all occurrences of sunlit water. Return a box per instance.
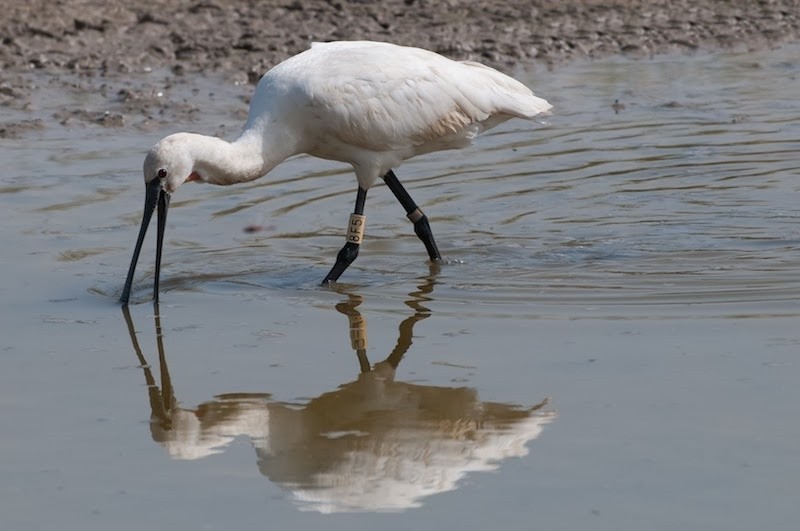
[1,45,799,530]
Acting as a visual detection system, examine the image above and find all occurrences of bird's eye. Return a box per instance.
[157,168,168,179]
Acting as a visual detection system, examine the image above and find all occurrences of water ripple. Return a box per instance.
[4,46,798,318]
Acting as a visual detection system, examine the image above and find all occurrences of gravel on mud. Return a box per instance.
[2,0,799,136]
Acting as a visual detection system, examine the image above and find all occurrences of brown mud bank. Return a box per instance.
[2,0,799,137]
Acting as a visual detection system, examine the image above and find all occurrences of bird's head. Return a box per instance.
[143,133,201,194]
[121,134,200,305]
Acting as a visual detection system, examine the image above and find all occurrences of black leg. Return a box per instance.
[382,170,442,261]
[322,187,368,284]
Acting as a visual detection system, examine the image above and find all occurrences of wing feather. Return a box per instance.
[294,42,550,153]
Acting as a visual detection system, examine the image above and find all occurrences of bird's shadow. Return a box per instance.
[121,269,556,513]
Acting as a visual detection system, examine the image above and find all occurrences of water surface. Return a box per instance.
[1,45,799,530]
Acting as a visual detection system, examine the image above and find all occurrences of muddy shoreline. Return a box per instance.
[2,0,799,137]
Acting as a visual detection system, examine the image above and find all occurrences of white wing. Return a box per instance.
[286,42,551,153]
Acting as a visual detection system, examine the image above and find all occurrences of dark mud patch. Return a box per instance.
[2,0,799,136]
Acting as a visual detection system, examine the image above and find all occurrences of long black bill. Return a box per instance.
[120,179,171,305]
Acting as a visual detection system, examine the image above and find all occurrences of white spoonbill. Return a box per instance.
[120,40,552,304]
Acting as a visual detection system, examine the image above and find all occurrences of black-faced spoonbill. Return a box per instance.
[120,40,552,304]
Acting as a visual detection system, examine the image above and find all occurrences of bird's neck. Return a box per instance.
[188,129,297,186]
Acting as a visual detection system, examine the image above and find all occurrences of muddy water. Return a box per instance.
[2,46,799,530]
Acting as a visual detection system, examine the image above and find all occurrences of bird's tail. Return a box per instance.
[518,93,553,118]
[461,60,553,119]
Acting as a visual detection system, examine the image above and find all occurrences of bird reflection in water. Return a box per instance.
[122,272,555,513]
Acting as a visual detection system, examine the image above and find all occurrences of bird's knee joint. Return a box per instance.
[337,241,360,264]
[413,215,432,237]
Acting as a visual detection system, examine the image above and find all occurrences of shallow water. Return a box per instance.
[2,45,799,530]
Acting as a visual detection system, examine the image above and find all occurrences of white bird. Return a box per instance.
[121,40,552,304]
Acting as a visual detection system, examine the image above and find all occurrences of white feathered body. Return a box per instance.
[241,41,552,189]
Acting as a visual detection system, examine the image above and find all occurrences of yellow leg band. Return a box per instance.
[347,213,366,244]
[407,208,424,223]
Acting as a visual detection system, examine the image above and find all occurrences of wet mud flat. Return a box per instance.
[2,0,800,137]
